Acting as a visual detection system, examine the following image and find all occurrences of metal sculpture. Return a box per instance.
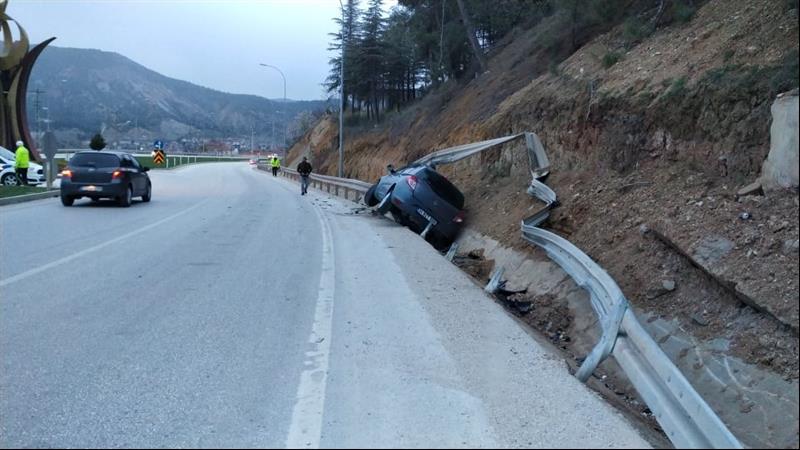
[1,0,55,161]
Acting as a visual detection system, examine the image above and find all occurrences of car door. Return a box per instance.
[121,155,143,195]
[129,155,148,195]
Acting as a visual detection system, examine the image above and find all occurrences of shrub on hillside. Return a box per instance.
[602,51,622,68]
[622,16,652,47]
[664,76,688,99]
[671,0,697,24]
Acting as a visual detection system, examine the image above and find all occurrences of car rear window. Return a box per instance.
[69,153,120,168]
[423,169,465,209]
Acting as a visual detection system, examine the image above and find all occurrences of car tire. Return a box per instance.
[425,230,452,251]
[60,195,74,206]
[390,208,411,227]
[118,185,133,207]
[364,183,379,207]
[141,183,151,202]
[376,186,394,214]
[1,173,19,186]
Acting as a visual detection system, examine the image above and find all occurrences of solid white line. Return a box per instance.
[285,201,336,449]
[0,200,207,287]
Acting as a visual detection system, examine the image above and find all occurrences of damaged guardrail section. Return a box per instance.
[264,132,742,448]
[517,134,742,449]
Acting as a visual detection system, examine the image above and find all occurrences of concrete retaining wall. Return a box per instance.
[761,91,799,191]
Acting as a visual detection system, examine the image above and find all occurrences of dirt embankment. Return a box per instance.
[289,0,799,403]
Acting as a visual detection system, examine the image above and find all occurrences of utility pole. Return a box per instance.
[250,121,255,154]
[259,63,288,149]
[338,0,345,178]
[32,88,46,137]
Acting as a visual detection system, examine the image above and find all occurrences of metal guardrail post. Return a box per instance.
[420,219,435,239]
[445,242,459,261]
[575,300,627,382]
[484,266,505,294]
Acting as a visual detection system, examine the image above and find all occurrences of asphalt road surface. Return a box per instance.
[0,163,650,448]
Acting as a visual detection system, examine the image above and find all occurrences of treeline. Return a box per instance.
[326,0,701,123]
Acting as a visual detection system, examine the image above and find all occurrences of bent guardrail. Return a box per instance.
[521,223,741,448]
[258,135,742,448]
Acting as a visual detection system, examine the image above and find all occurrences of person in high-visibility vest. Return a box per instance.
[14,140,30,186]
[271,156,280,177]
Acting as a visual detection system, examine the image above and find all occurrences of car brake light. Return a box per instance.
[406,175,418,190]
[112,170,122,178]
[453,211,465,223]
[61,169,72,178]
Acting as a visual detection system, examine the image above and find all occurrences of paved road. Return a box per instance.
[0,163,650,448]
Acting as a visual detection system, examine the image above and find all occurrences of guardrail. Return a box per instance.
[255,136,742,448]
[256,164,371,203]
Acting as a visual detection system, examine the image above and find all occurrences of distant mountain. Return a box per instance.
[27,46,331,148]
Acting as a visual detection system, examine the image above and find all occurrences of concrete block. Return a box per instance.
[760,91,799,191]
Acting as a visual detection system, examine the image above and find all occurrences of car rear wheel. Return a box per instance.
[425,230,452,251]
[118,185,133,207]
[390,208,411,227]
[60,195,74,206]
[141,183,151,202]
[1,173,19,186]
[364,183,379,207]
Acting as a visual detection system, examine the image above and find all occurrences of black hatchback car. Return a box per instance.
[60,151,152,207]
[365,164,465,249]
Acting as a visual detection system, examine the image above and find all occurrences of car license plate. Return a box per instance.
[81,185,101,192]
[417,208,437,225]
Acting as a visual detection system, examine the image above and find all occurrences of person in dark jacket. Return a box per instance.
[297,156,312,195]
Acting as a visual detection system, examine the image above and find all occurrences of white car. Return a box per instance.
[0,146,46,186]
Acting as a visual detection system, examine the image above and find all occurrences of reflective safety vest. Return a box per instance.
[271,158,280,168]
[15,146,30,169]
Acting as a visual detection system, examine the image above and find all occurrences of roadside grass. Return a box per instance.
[0,185,49,198]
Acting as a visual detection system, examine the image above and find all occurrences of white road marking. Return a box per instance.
[285,201,336,449]
[0,200,207,287]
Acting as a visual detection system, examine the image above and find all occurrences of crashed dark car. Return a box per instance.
[364,164,465,249]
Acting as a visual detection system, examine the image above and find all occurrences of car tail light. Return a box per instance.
[453,211,465,223]
[61,169,72,179]
[406,175,418,190]
[112,170,122,179]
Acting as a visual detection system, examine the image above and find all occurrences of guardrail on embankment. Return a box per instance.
[257,164,371,203]
[256,135,742,448]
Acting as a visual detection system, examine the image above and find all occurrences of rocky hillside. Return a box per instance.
[289,0,799,447]
[28,46,329,146]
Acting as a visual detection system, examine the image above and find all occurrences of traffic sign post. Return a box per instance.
[153,149,165,165]
[42,132,58,189]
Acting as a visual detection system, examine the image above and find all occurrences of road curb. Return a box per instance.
[0,190,60,206]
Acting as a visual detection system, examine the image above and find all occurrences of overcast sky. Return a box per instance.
[9,0,396,101]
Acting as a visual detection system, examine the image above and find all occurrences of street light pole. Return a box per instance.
[338,0,345,178]
[259,63,288,150]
